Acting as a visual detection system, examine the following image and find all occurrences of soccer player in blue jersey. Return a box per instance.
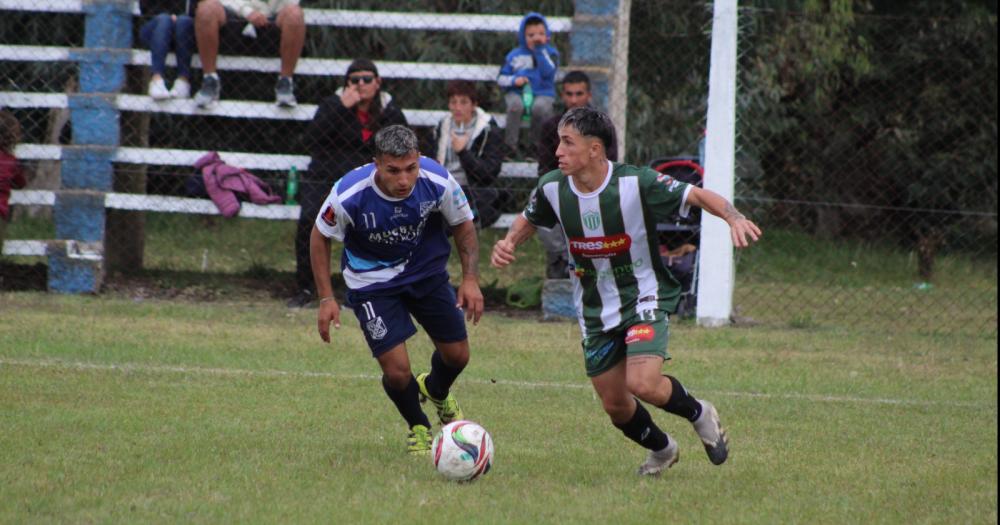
[310,125,484,454]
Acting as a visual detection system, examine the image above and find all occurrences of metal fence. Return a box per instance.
[1,1,996,336]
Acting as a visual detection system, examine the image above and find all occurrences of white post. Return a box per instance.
[696,0,738,327]
[609,0,632,157]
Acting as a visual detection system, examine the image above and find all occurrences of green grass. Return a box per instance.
[0,293,996,524]
[5,213,996,338]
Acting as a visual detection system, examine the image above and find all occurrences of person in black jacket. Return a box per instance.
[429,80,506,229]
[289,59,408,308]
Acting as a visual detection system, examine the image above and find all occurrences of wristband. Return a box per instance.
[319,296,336,304]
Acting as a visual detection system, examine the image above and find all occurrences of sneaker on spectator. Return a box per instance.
[148,76,170,100]
[195,74,220,108]
[170,78,191,99]
[287,288,314,308]
[275,76,296,107]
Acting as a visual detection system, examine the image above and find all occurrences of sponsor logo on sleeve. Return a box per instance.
[567,234,632,259]
[321,205,337,227]
[452,188,469,209]
[625,324,656,345]
[655,173,683,192]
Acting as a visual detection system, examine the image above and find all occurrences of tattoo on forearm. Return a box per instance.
[456,225,480,278]
[723,202,746,222]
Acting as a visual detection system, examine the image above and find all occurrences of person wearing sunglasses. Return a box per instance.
[289,59,408,308]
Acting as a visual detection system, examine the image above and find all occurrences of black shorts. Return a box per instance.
[346,273,468,357]
[218,7,281,56]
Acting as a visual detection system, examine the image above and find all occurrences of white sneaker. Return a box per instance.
[692,400,729,465]
[169,78,191,99]
[637,438,679,476]
[148,77,170,100]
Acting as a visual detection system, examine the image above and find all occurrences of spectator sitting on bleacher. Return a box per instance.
[193,0,305,108]
[288,59,408,308]
[429,80,505,229]
[496,12,558,159]
[0,110,27,246]
[139,0,196,100]
[532,71,618,279]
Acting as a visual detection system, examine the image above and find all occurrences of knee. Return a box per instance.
[445,347,469,369]
[153,13,173,26]
[279,4,305,26]
[600,395,635,421]
[626,376,659,402]
[175,15,194,31]
[382,367,412,390]
[196,0,223,22]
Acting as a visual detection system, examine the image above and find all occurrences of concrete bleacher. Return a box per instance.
[0,1,627,300]
[2,2,568,266]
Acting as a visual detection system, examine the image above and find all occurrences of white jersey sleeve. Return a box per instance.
[438,175,475,226]
[314,187,351,241]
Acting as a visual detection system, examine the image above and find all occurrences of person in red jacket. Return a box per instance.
[0,110,27,246]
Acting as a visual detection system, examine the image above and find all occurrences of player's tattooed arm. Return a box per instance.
[686,187,762,248]
[722,201,746,222]
[452,219,480,280]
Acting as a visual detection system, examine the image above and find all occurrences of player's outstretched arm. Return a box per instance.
[451,219,484,325]
[310,225,341,342]
[686,186,762,248]
[491,214,537,268]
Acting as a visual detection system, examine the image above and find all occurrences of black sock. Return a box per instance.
[613,400,670,451]
[382,375,431,429]
[659,375,703,422]
[425,350,465,400]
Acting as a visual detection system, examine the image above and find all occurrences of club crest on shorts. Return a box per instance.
[366,316,388,340]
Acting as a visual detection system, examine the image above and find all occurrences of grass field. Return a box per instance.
[1,290,996,524]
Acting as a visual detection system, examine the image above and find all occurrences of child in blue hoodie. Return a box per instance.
[497,12,559,158]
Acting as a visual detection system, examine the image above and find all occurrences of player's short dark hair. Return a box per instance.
[559,106,615,152]
[446,80,479,105]
[374,125,419,158]
[562,70,591,90]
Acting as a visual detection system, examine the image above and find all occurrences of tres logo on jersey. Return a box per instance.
[321,205,336,227]
[625,324,655,344]
[567,234,632,259]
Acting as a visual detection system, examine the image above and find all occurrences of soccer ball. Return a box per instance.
[431,420,494,482]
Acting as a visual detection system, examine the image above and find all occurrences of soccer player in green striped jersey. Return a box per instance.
[491,107,762,476]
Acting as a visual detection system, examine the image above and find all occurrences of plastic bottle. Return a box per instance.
[521,82,534,123]
[285,166,298,205]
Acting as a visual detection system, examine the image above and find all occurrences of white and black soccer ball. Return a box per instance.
[431,420,494,482]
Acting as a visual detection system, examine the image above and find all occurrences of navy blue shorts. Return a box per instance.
[346,273,468,357]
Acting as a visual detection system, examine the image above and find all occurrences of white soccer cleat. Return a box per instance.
[692,400,729,465]
[637,438,679,476]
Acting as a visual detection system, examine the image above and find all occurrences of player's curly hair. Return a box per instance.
[0,109,22,154]
[559,106,616,153]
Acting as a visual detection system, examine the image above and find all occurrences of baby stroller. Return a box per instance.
[649,156,703,319]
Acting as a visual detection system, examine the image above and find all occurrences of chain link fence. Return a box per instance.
[1,1,996,336]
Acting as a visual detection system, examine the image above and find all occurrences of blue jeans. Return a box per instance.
[139,13,194,79]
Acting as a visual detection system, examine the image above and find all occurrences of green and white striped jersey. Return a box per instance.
[524,161,692,336]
